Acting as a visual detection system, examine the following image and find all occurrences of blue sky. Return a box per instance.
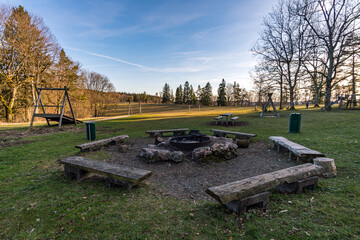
[1,0,276,94]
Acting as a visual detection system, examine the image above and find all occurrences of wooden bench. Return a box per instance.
[145,128,189,137]
[269,136,325,163]
[61,156,152,189]
[214,116,224,125]
[230,116,239,125]
[75,135,128,152]
[206,163,325,214]
[210,129,257,140]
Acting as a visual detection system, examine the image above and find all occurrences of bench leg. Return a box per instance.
[174,131,185,136]
[225,192,270,215]
[276,176,319,194]
[64,164,88,182]
[106,177,136,189]
[273,142,279,151]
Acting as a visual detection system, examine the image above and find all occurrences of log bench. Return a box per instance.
[214,116,224,125]
[75,135,128,152]
[206,163,325,215]
[61,156,152,189]
[210,129,257,140]
[269,136,325,163]
[145,128,189,137]
[230,116,239,125]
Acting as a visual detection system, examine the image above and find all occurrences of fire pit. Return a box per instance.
[169,130,212,151]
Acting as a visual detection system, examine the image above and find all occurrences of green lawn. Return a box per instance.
[0,106,359,239]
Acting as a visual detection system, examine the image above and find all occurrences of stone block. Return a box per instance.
[313,157,336,178]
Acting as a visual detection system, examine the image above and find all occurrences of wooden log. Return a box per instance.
[276,176,318,193]
[145,128,189,137]
[225,192,270,215]
[76,135,128,152]
[210,129,257,139]
[269,136,324,162]
[236,139,250,148]
[64,164,89,181]
[61,156,152,184]
[313,157,336,178]
[205,163,324,205]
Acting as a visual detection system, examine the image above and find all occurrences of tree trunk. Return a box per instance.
[325,51,334,111]
[279,76,283,109]
[1,86,18,122]
[324,80,332,111]
[351,55,357,106]
[314,91,320,107]
[289,87,295,109]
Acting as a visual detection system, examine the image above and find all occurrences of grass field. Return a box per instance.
[0,105,359,239]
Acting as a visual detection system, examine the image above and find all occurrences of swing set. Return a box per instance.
[30,86,82,127]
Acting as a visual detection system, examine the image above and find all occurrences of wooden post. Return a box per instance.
[313,157,336,178]
[260,93,279,118]
[30,89,42,128]
[35,86,50,126]
[59,89,67,127]
[65,87,77,124]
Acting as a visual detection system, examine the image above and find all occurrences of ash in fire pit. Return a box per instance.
[170,130,211,151]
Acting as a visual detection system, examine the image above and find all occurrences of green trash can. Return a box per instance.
[86,122,96,140]
[289,113,301,133]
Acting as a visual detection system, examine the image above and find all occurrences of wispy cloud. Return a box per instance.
[64,47,207,73]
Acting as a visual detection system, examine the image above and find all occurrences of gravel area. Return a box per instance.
[105,137,296,201]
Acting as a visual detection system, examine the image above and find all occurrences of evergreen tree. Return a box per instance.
[189,85,196,104]
[233,81,241,106]
[183,81,191,104]
[170,89,175,103]
[162,83,170,103]
[175,85,183,104]
[201,82,212,106]
[217,79,227,106]
[196,85,202,104]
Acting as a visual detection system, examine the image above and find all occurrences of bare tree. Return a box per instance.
[302,35,327,107]
[225,83,233,106]
[84,71,115,117]
[253,0,309,109]
[299,0,360,110]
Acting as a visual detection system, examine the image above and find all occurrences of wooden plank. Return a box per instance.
[205,163,324,205]
[37,87,68,90]
[33,114,61,118]
[76,135,128,152]
[210,129,257,138]
[293,149,324,158]
[145,128,189,134]
[269,136,324,158]
[61,156,152,183]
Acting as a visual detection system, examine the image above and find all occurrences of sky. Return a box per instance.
[1,0,277,94]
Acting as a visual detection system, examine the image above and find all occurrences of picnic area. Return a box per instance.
[1,105,359,239]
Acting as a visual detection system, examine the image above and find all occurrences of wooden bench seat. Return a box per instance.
[145,128,189,137]
[61,156,152,189]
[269,136,325,163]
[214,116,224,125]
[210,129,257,139]
[230,116,239,125]
[75,135,128,152]
[206,163,324,214]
